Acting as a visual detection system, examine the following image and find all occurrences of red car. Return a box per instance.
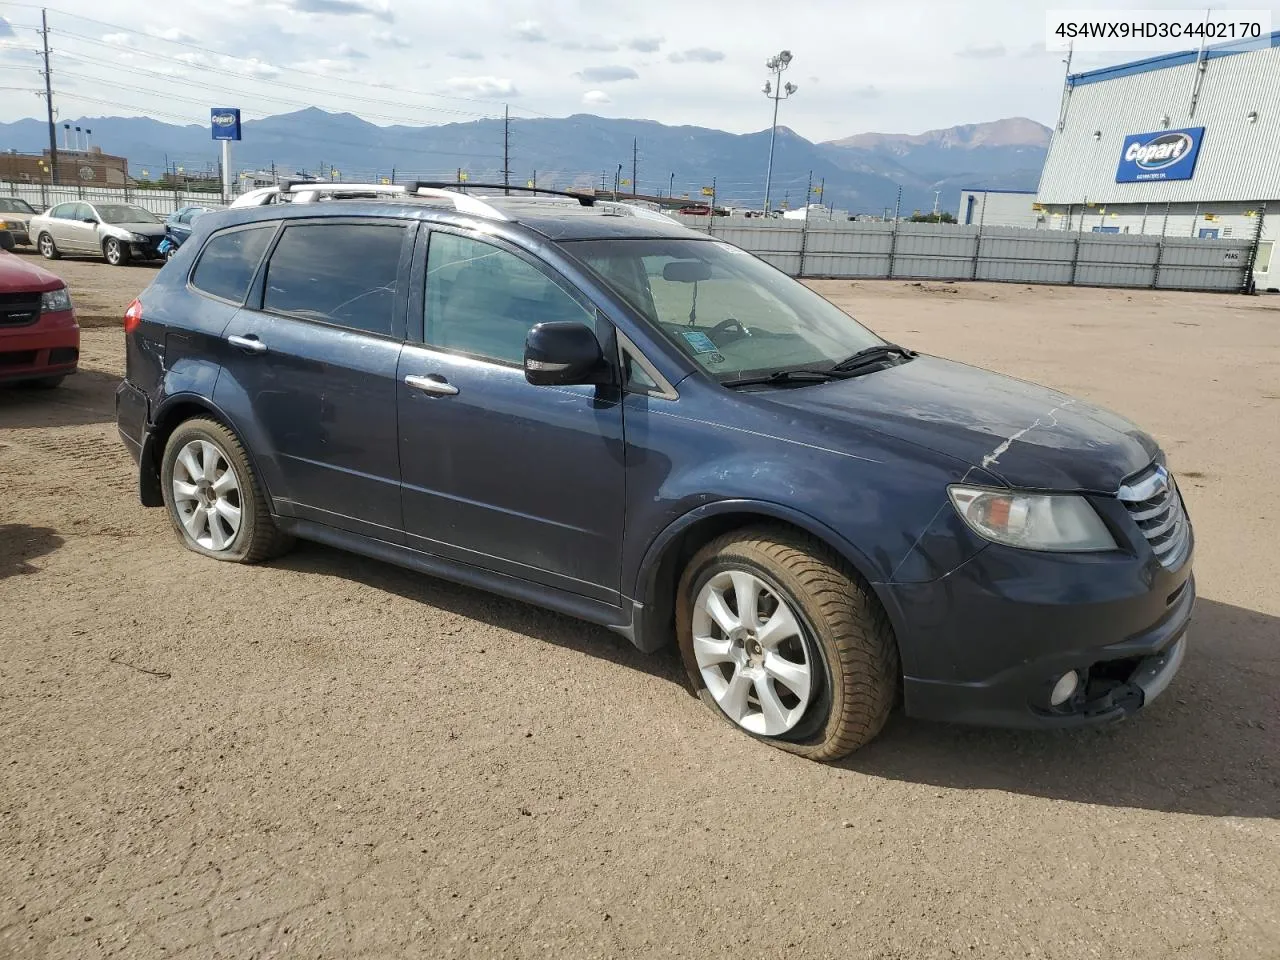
[0,248,79,388]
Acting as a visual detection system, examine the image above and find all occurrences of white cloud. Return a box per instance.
[335,43,368,59]
[576,65,639,83]
[582,90,611,105]
[145,26,198,42]
[289,58,355,75]
[957,43,1007,59]
[513,20,546,42]
[628,37,662,52]
[451,49,484,60]
[0,17,14,38]
[561,38,618,52]
[233,57,283,78]
[280,0,393,22]
[174,51,211,66]
[102,33,134,47]
[446,75,519,97]
[669,47,724,63]
[371,30,410,48]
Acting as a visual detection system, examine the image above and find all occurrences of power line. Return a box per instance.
[48,32,500,122]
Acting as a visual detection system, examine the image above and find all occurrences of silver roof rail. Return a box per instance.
[411,187,508,220]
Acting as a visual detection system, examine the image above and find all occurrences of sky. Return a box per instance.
[0,0,1277,138]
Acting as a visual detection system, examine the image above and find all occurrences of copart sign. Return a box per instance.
[1115,127,1204,182]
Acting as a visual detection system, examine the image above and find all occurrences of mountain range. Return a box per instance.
[0,110,1052,215]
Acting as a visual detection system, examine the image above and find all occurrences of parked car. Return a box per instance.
[0,240,79,387]
[0,197,39,247]
[158,205,213,259]
[29,201,167,265]
[114,185,1193,761]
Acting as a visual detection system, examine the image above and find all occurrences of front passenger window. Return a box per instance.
[424,232,594,365]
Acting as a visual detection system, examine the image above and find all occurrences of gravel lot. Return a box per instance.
[2,252,1278,959]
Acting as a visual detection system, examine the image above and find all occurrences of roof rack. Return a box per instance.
[408,181,596,206]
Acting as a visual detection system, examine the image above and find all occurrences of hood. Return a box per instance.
[757,355,1157,492]
[0,251,64,294]
[106,222,166,237]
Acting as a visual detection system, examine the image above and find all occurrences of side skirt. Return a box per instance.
[276,516,645,642]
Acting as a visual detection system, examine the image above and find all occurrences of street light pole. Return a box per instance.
[761,50,797,215]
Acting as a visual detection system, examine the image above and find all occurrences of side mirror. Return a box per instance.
[524,321,606,386]
[0,230,14,252]
[82,217,98,224]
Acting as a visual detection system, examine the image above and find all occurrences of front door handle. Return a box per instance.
[405,374,459,397]
[227,334,267,354]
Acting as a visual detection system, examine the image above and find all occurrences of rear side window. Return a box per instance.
[263,223,406,336]
[191,226,275,304]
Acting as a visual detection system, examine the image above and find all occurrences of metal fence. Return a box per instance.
[1,181,226,217]
[705,217,1257,293]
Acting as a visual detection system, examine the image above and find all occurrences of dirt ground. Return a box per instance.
[2,252,1278,959]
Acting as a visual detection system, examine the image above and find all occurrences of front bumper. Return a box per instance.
[0,310,79,384]
[889,537,1195,730]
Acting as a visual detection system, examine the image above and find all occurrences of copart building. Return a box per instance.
[971,33,1279,290]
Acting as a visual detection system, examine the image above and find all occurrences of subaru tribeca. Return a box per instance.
[114,185,1193,760]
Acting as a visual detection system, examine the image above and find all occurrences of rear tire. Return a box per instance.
[103,237,129,266]
[28,376,65,389]
[676,525,899,761]
[37,233,59,260]
[160,417,293,563]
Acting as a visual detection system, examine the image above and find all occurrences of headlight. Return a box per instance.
[40,286,72,312]
[948,485,1116,552]
[130,233,149,242]
[0,220,8,229]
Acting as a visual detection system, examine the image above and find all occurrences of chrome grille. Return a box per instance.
[1118,463,1190,570]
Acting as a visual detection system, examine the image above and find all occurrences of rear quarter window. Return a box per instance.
[190,226,276,304]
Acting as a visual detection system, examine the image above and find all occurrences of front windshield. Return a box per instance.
[95,204,160,224]
[566,238,884,382]
[0,199,36,214]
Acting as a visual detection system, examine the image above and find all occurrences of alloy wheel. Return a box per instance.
[691,569,814,736]
[171,439,242,551]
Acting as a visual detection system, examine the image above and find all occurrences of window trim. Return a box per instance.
[187,221,282,308]
[617,329,678,400]
[250,216,415,342]
[417,224,604,370]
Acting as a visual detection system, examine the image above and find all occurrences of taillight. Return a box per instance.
[123,298,143,333]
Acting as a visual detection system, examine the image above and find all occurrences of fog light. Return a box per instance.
[1050,670,1080,706]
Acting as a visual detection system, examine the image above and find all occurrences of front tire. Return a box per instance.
[160,418,292,563]
[676,525,899,761]
[37,233,59,260]
[103,237,129,266]
[28,375,65,389]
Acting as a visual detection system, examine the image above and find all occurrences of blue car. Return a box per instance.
[158,205,213,259]
[114,185,1193,760]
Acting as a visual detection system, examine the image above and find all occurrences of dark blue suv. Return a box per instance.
[115,185,1194,760]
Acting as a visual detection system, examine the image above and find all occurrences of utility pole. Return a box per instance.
[614,163,622,200]
[503,104,510,195]
[894,185,903,222]
[40,9,58,183]
[933,190,941,217]
[806,170,813,216]
[632,137,638,197]
[669,171,674,199]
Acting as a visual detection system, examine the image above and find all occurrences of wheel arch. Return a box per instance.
[630,500,908,656]
[140,394,272,509]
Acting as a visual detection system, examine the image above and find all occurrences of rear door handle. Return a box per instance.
[405,374,459,397]
[227,334,267,354]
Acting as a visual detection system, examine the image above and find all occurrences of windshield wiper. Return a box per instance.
[831,343,916,372]
[723,369,844,389]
